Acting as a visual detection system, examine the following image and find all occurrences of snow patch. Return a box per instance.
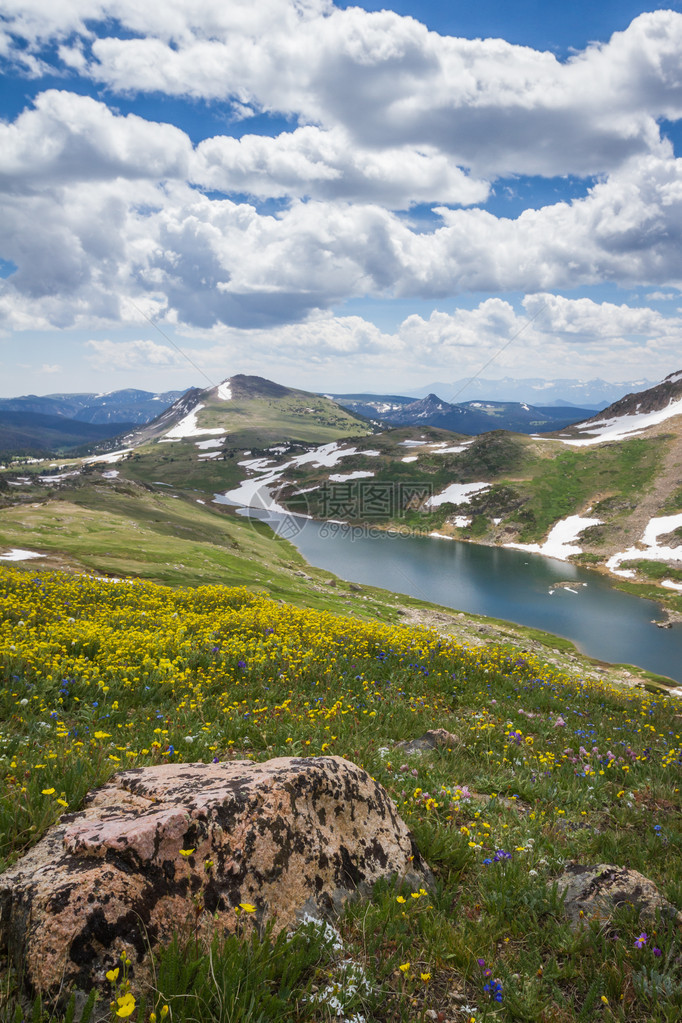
[217,381,232,401]
[504,514,603,561]
[560,394,682,446]
[289,442,358,468]
[219,469,288,512]
[238,457,274,471]
[195,437,225,450]
[426,482,490,508]
[85,449,132,464]
[292,485,320,495]
[0,548,45,561]
[401,456,418,463]
[606,512,682,573]
[328,471,375,482]
[432,443,472,454]
[162,405,225,440]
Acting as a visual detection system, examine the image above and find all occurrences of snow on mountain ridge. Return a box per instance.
[559,370,682,446]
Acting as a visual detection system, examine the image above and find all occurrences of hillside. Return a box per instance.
[127,374,372,449]
[0,566,680,1023]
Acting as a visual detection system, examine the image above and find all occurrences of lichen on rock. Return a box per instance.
[0,756,431,997]
[556,862,682,929]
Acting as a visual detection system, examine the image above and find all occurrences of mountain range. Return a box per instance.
[0,388,185,456]
[0,378,609,457]
[408,376,655,406]
[329,392,596,434]
[0,388,185,424]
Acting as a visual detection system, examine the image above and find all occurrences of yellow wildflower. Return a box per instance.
[115,993,136,1018]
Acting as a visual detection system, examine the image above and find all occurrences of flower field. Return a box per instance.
[1,564,681,1022]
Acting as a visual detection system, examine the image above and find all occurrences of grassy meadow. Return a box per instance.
[1,565,681,1023]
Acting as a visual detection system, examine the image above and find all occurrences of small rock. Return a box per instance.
[556,862,682,929]
[467,792,529,812]
[395,729,460,755]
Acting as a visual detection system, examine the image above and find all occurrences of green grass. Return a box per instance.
[116,447,245,494]
[660,486,682,514]
[0,479,429,622]
[514,437,664,543]
[0,480,340,606]
[618,560,682,583]
[0,567,681,1023]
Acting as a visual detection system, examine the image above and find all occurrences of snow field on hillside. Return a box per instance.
[504,515,603,561]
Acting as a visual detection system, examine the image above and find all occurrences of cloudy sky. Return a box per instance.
[2,1,682,398]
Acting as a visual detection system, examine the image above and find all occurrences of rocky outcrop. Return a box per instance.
[556,863,682,929]
[0,756,429,997]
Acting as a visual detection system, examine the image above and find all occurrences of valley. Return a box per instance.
[2,372,682,683]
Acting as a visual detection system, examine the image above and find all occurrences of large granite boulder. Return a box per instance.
[0,756,429,996]
[556,862,682,929]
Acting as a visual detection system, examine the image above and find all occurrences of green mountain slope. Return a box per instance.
[129,374,372,450]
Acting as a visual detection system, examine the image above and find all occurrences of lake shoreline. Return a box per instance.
[362,516,682,622]
[219,498,682,685]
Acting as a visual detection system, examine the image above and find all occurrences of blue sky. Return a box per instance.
[1,1,682,397]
